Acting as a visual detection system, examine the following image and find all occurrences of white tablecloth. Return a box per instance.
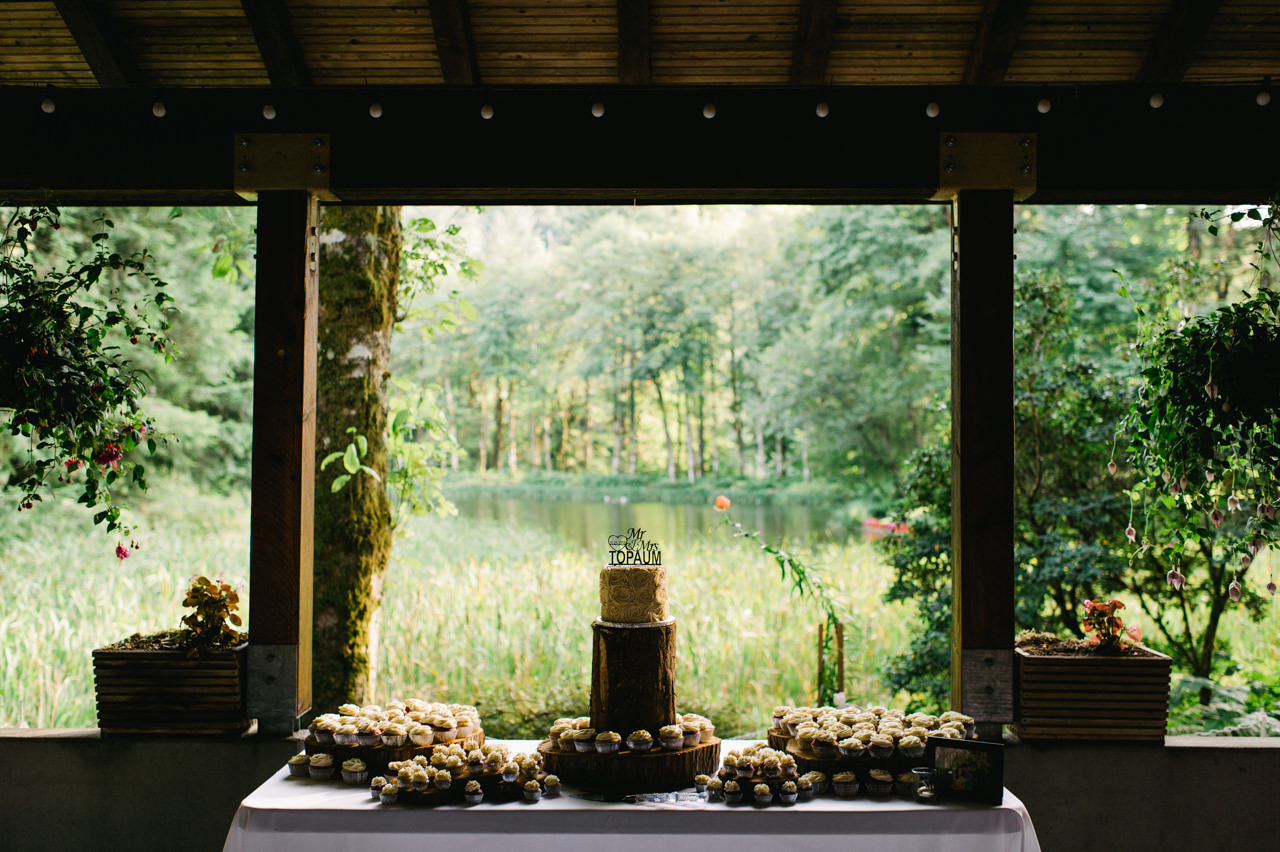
[224,740,1041,852]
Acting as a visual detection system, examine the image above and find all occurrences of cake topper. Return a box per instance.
[607,527,661,566]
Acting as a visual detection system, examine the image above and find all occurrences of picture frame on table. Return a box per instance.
[924,736,1004,805]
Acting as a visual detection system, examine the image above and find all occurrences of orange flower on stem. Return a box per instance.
[714,495,731,511]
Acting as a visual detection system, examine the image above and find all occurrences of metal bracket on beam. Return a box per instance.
[234,133,337,201]
[247,643,302,736]
[933,133,1036,201]
[960,648,1014,724]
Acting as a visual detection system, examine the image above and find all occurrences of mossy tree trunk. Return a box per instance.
[313,205,400,711]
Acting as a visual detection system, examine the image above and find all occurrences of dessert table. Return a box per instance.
[223,740,1041,852]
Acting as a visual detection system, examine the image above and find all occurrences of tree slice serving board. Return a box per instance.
[538,737,720,793]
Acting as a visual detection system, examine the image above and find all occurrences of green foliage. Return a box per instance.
[0,207,177,544]
[179,575,245,648]
[321,426,382,493]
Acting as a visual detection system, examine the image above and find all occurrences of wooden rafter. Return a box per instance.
[240,0,311,88]
[427,0,481,85]
[618,0,652,85]
[789,0,838,86]
[1139,0,1225,87]
[53,0,140,88]
[963,0,1031,86]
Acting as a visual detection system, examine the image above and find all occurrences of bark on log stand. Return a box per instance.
[540,617,721,792]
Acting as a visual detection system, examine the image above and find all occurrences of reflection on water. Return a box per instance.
[451,497,852,552]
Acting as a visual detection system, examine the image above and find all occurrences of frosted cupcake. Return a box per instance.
[411,767,431,792]
[430,716,457,743]
[502,761,519,783]
[467,749,485,774]
[832,770,859,797]
[796,776,814,801]
[753,783,773,806]
[895,770,920,797]
[658,725,684,751]
[342,758,369,785]
[723,780,742,804]
[772,706,793,729]
[355,718,381,747]
[543,775,561,798]
[779,780,798,805]
[595,731,622,754]
[464,779,484,805]
[760,754,782,778]
[865,768,893,797]
[308,753,335,781]
[810,731,839,760]
[693,774,710,793]
[434,769,453,791]
[523,780,542,803]
[456,715,476,740]
[626,730,653,752]
[558,730,577,753]
[780,755,798,778]
[381,722,407,748]
[379,782,399,805]
[286,753,310,778]
[338,703,361,717]
[706,777,724,801]
[572,729,596,753]
[369,776,387,800]
[805,771,828,795]
[783,711,810,735]
[681,721,701,748]
[838,738,866,760]
[485,751,505,773]
[698,720,716,743]
[312,716,339,745]
[735,757,755,779]
[868,733,895,760]
[898,735,925,760]
[408,724,433,747]
[334,723,358,747]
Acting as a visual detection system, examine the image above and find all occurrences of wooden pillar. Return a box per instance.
[949,189,1015,736]
[247,190,319,736]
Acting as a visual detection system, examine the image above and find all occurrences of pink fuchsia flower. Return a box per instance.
[1249,538,1263,556]
[1227,495,1241,512]
[1228,579,1242,603]
[94,443,124,470]
[1209,509,1226,528]
[714,495,731,511]
[1107,461,1118,475]
[1242,554,1253,570]
[1206,470,1215,482]
[1125,525,1137,543]
[1166,569,1186,591]
[1205,381,1219,400]
[115,543,130,560]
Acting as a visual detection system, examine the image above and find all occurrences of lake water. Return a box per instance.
[450,497,856,551]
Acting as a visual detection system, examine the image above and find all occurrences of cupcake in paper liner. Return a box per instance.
[895,770,920,797]
[706,778,724,801]
[865,768,894,797]
[369,776,387,800]
[771,705,793,730]
[810,732,839,760]
[626,730,653,752]
[723,780,742,804]
[680,721,701,748]
[355,718,380,747]
[804,771,828,795]
[831,771,859,798]
[464,779,484,805]
[753,783,773,806]
[898,734,925,760]
[543,775,561,798]
[308,753,336,780]
[573,729,597,753]
[408,724,433,747]
[379,783,400,805]
[434,769,453,791]
[333,724,358,747]
[795,776,814,801]
[596,731,622,754]
[779,780,798,805]
[287,753,310,778]
[658,725,684,751]
[868,733,895,760]
[523,780,542,803]
[341,758,369,785]
[693,774,710,793]
[380,722,407,748]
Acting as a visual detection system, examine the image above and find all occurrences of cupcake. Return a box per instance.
[865,768,893,797]
[698,719,716,743]
[464,779,484,805]
[780,755,798,778]
[723,780,742,804]
[706,777,724,800]
[467,749,485,774]
[595,731,622,754]
[898,735,925,760]
[379,783,400,805]
[735,757,755,779]
[502,761,519,783]
[341,758,369,785]
[408,724,434,747]
[411,767,431,792]
[338,703,361,717]
[308,753,336,781]
[895,770,920,797]
[430,715,457,743]
[354,718,380,747]
[485,751,505,773]
[838,738,866,760]
[779,780,798,805]
[429,751,448,768]
[758,754,780,778]
[794,725,819,752]
[772,705,793,729]
[543,775,561,798]
[381,722,407,748]
[334,723,358,747]
[658,725,684,751]
[287,753,310,778]
[832,770,859,797]
[753,783,773,806]
[573,729,597,753]
[810,732,839,759]
[369,776,387,800]
[681,721,702,748]
[434,769,453,791]
[806,771,828,795]
[693,774,710,793]
[868,733,895,760]
[444,755,464,775]
[626,730,653,752]
[796,776,814,801]
[456,715,476,740]
[558,730,577,753]
[312,716,339,745]
[523,780,542,803]
[783,711,810,735]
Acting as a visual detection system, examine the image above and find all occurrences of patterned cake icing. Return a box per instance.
[599,566,669,623]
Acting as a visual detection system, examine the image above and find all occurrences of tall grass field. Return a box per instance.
[2,484,1277,735]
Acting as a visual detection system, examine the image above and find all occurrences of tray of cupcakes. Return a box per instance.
[538,712,722,793]
[302,699,485,777]
[700,742,932,806]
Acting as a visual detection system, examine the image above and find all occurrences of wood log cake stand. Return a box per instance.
[541,617,720,792]
[304,729,486,776]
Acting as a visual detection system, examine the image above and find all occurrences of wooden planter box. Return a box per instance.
[1013,646,1171,742]
[92,643,249,736]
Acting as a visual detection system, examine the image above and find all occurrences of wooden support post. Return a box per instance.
[247,190,319,735]
[950,189,1016,737]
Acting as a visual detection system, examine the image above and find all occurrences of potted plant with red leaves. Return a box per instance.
[1,206,176,557]
[1013,598,1171,743]
[92,576,249,736]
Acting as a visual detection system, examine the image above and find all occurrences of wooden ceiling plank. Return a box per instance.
[427,0,482,84]
[240,0,311,87]
[618,0,652,84]
[53,0,141,87]
[789,0,838,85]
[1138,0,1226,86]
[963,0,1032,85]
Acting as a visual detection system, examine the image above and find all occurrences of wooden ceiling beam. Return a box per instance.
[1139,0,1226,87]
[963,0,1032,86]
[240,0,311,88]
[618,0,651,86]
[427,0,481,85]
[789,0,839,86]
[53,0,141,88]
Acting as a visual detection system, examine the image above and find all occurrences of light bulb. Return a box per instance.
[1036,98,1051,114]
[1149,93,1164,109]
[263,104,277,119]
[152,102,166,118]
[703,103,716,119]
[369,103,383,118]
[925,102,940,118]
[1258,91,1271,107]
[41,97,55,114]
[480,104,494,119]
[815,102,829,118]
[591,102,605,118]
